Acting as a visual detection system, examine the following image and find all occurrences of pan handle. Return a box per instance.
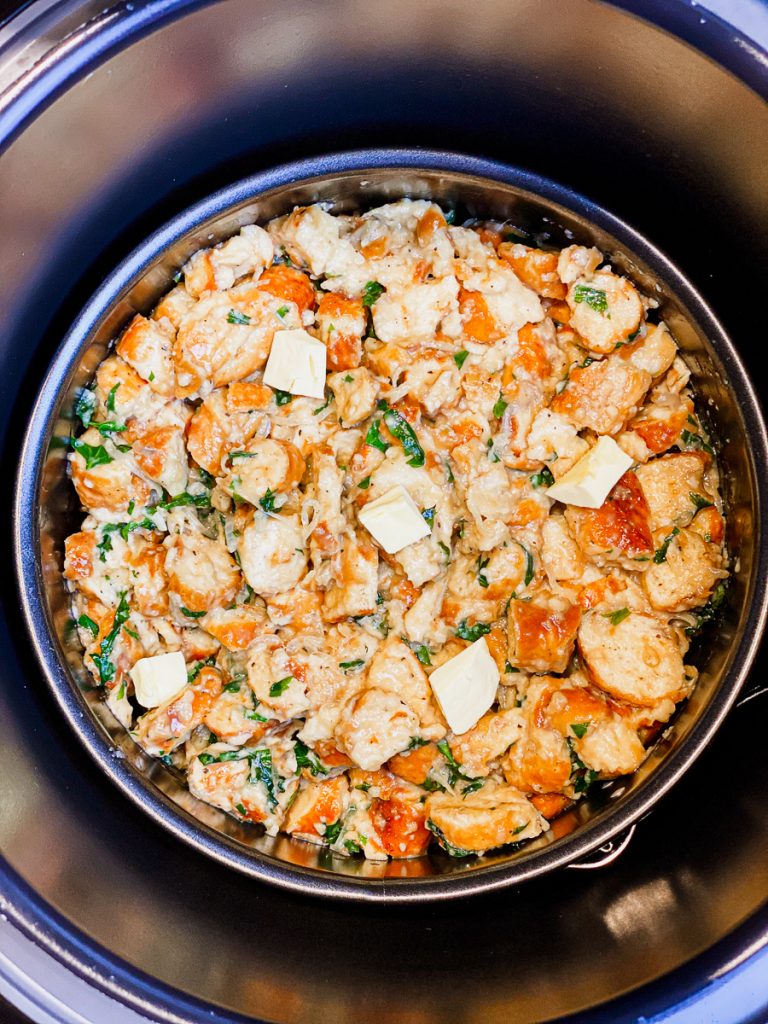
[567,823,638,870]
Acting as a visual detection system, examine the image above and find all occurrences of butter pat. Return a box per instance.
[546,435,632,509]
[428,637,499,735]
[130,650,188,708]
[263,328,327,399]
[358,484,431,554]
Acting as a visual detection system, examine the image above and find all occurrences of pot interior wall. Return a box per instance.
[1,1,767,1022]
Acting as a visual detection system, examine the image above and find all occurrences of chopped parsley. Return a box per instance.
[492,393,508,419]
[71,438,113,470]
[274,390,293,406]
[152,491,211,511]
[362,280,385,307]
[180,606,206,619]
[344,839,363,855]
[259,489,277,513]
[685,581,727,637]
[187,655,217,682]
[227,308,251,325]
[573,284,609,315]
[653,527,680,564]
[402,638,432,665]
[77,614,99,638]
[531,466,555,488]
[74,388,97,427]
[313,395,332,415]
[602,607,630,627]
[269,676,293,697]
[105,383,120,413]
[477,554,490,588]
[90,592,130,685]
[455,619,491,643]
[680,429,714,456]
[453,350,469,369]
[381,404,425,467]
[343,373,354,382]
[339,659,366,672]
[568,739,598,794]
[275,304,290,319]
[358,476,371,490]
[422,506,436,525]
[249,748,279,809]
[570,722,589,739]
[690,492,714,510]
[519,543,535,587]
[294,740,326,777]
[364,417,390,453]
[323,818,343,843]
[425,818,473,858]
[224,681,241,693]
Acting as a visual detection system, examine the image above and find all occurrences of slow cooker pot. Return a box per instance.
[1,1,766,1021]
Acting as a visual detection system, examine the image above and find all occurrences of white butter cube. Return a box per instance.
[358,484,431,554]
[130,650,188,708]
[428,637,499,735]
[546,435,633,509]
[263,328,327,399]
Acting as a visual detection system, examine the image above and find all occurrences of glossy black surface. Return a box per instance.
[1,1,767,1021]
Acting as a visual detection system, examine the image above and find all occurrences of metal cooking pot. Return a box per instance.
[1,1,767,1021]
[12,149,768,902]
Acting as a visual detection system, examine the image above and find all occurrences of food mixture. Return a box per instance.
[63,200,728,860]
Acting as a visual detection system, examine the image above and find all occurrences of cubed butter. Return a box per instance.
[357,484,431,554]
[546,435,632,509]
[263,328,327,399]
[130,650,188,708]
[428,637,499,735]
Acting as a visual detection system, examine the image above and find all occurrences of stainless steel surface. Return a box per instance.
[14,152,768,902]
[0,0,766,1020]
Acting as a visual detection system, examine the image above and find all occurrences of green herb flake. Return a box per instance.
[358,476,371,490]
[531,466,555,488]
[462,779,484,797]
[90,591,130,686]
[653,527,680,564]
[381,405,425,467]
[455,619,491,643]
[313,395,332,415]
[269,676,293,697]
[362,280,385,307]
[71,438,113,470]
[105,383,120,413]
[422,506,436,526]
[476,554,490,588]
[323,819,343,844]
[344,839,363,855]
[453,350,470,369]
[74,388,97,427]
[680,429,714,457]
[294,739,326,777]
[573,284,609,315]
[275,304,290,319]
[224,681,241,693]
[402,638,432,665]
[227,308,251,325]
[492,393,508,419]
[690,492,714,510]
[77,614,99,638]
[249,748,279,809]
[187,655,217,682]
[570,722,589,739]
[343,373,354,382]
[426,818,474,858]
[235,802,248,816]
[602,607,630,627]
[259,488,277,513]
[519,544,535,587]
[339,659,366,672]
[364,418,390,453]
[180,606,206,619]
[274,389,293,406]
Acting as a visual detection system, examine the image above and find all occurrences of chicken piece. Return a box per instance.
[366,637,446,741]
[628,392,693,456]
[564,471,654,567]
[129,424,188,496]
[222,438,305,506]
[328,367,379,426]
[70,428,154,513]
[165,533,241,613]
[425,782,546,854]
[173,289,285,399]
[127,540,169,617]
[370,792,432,858]
[152,283,196,330]
[64,531,97,582]
[201,605,268,650]
[634,452,710,531]
[540,516,586,582]
[203,683,276,746]
[449,709,525,778]
[403,349,460,417]
[507,597,581,673]
[502,723,573,795]
[577,610,688,706]
[624,323,677,379]
[551,355,651,436]
[557,245,602,285]
[641,527,722,612]
[186,387,265,476]
[334,688,419,771]
[440,546,525,629]
[94,355,169,425]
[567,270,643,354]
[386,742,441,785]
[322,530,379,622]
[308,445,345,559]
[183,223,273,297]
[187,756,251,814]
[255,265,316,317]
[237,512,308,598]
[116,314,175,397]
[316,293,366,371]
[576,718,646,777]
[284,775,350,843]
[372,276,460,345]
[498,243,567,300]
[135,666,223,756]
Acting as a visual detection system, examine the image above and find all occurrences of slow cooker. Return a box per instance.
[0,1,766,1021]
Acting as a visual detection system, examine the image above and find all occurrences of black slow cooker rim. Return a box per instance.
[0,0,767,155]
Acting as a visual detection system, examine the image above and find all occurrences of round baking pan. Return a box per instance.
[1,0,767,1020]
[13,149,768,901]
